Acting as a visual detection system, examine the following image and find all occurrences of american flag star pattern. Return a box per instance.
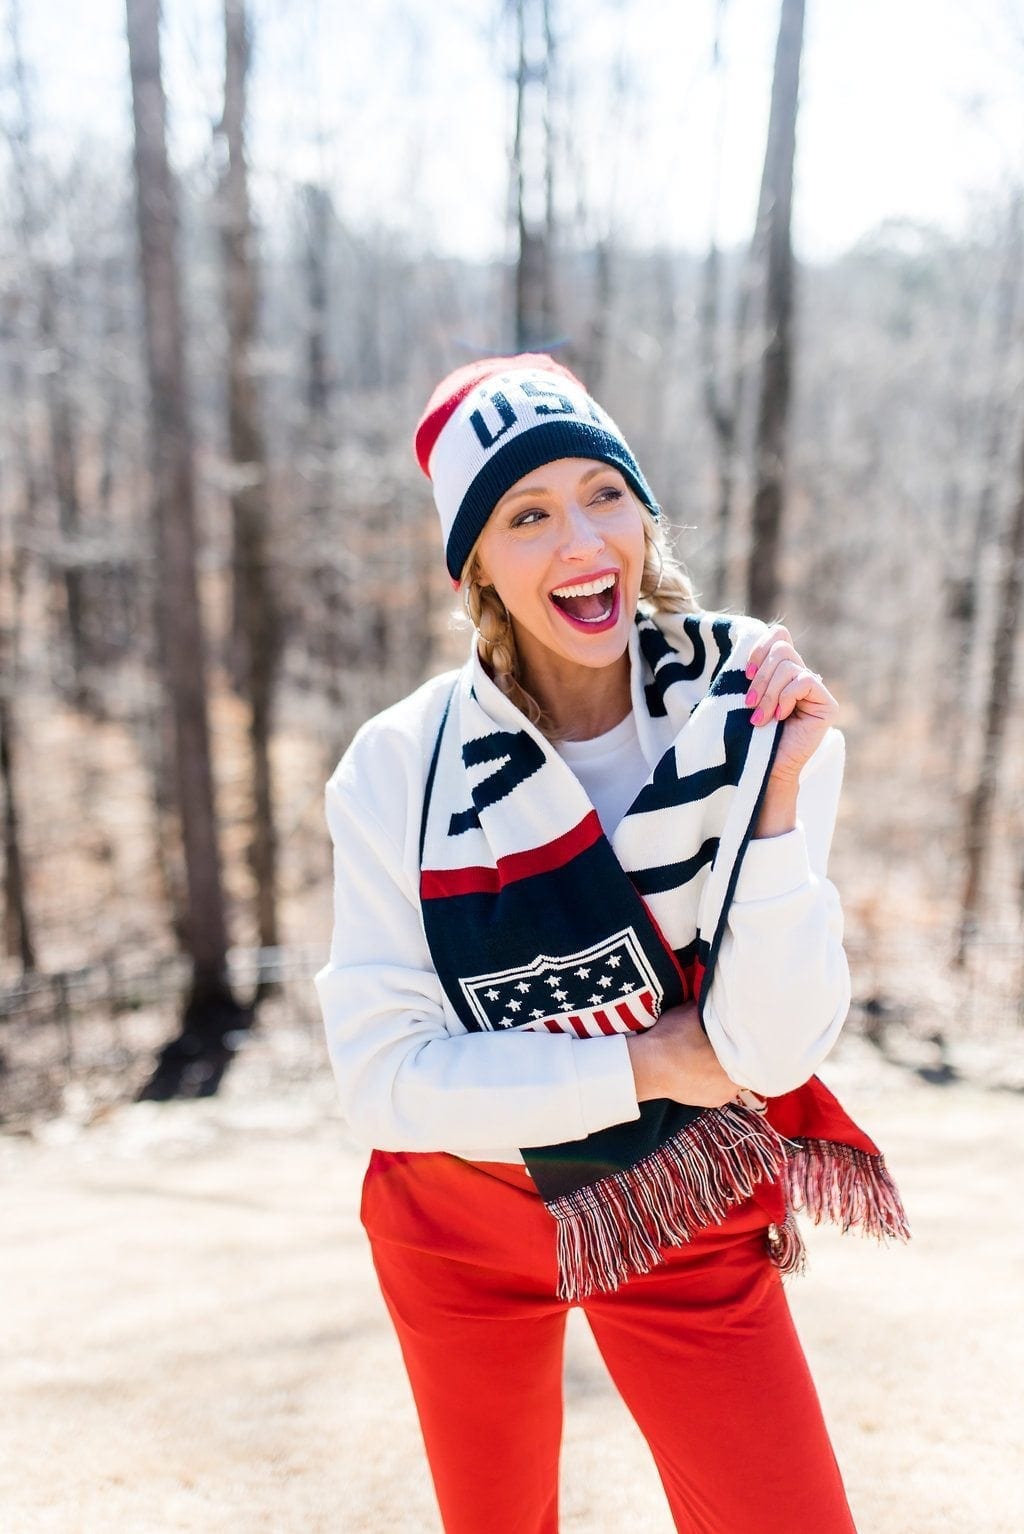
[459,927,663,1037]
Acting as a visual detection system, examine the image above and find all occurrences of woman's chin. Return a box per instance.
[539,602,634,669]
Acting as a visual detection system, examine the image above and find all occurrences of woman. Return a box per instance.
[315,353,907,1534]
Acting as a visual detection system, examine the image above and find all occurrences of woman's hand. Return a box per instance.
[744,622,839,785]
[625,1002,740,1107]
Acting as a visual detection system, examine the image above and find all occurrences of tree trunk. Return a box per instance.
[218,0,280,977]
[746,0,805,620]
[699,0,734,604]
[955,406,1024,966]
[0,695,35,971]
[945,196,1024,774]
[699,0,773,609]
[125,0,247,1096]
[298,183,347,714]
[301,183,332,426]
[38,266,88,694]
[585,236,612,395]
[511,0,556,350]
[540,0,557,344]
[7,0,88,697]
[97,252,126,520]
[0,444,35,963]
[0,276,33,967]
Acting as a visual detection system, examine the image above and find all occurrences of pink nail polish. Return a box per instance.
[745,688,758,707]
[745,662,757,679]
[751,708,764,725]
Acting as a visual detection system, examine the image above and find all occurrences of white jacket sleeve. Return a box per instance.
[314,774,640,1152]
[701,728,851,1097]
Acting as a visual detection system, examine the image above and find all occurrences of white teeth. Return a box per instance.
[550,573,617,599]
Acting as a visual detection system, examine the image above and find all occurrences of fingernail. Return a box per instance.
[751,708,764,725]
[745,662,757,679]
[745,688,758,707]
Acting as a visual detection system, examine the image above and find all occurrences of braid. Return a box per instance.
[465,575,546,728]
[460,512,699,737]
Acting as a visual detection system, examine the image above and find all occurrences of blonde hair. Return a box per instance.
[460,510,699,736]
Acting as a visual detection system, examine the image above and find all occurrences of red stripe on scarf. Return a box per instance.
[613,999,649,1032]
[421,811,603,898]
[420,865,500,897]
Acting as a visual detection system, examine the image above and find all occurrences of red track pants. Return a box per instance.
[361,1148,857,1534]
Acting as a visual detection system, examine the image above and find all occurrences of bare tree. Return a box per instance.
[510,0,557,350]
[302,182,333,428]
[0,696,35,970]
[746,0,805,620]
[0,487,35,972]
[0,8,41,971]
[217,0,281,976]
[7,0,89,697]
[699,0,764,608]
[125,0,248,1096]
[956,399,1024,966]
[297,182,350,716]
[948,196,1024,755]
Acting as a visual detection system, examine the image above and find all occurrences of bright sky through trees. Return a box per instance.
[7,0,1024,260]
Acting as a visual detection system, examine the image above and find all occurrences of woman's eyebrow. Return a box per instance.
[500,466,616,505]
[501,484,550,502]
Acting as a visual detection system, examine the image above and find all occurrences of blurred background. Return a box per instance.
[2,0,1024,1118]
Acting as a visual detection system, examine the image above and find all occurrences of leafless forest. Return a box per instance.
[2,0,1024,1119]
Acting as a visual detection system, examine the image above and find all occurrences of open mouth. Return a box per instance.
[548,571,620,632]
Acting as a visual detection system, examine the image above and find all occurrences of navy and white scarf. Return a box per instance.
[419,608,908,1299]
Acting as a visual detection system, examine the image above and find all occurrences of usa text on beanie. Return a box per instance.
[414,354,660,583]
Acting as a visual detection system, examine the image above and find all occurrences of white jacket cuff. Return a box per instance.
[572,1033,641,1137]
[733,824,811,903]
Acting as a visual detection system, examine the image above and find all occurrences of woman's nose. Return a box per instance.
[559,505,605,560]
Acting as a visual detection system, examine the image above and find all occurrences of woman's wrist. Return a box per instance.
[625,1029,662,1102]
[625,1008,739,1107]
[752,772,799,839]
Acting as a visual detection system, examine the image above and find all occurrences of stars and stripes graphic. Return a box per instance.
[459,927,663,1037]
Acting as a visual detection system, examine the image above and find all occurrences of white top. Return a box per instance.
[314,670,851,1163]
[553,712,650,838]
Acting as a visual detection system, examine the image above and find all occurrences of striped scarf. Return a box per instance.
[419,608,908,1299]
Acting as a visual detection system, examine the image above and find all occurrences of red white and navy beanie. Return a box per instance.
[414,353,661,585]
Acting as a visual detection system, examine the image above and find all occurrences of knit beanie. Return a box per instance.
[414,353,660,584]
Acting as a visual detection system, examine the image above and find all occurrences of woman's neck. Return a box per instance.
[519,648,633,741]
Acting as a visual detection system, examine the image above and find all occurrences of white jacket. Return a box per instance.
[314,666,851,1163]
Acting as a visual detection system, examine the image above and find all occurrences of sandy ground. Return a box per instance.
[2,1029,1022,1534]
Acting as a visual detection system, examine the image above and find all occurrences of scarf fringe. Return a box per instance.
[548,1119,911,1301]
[786,1137,912,1243]
[549,1103,791,1302]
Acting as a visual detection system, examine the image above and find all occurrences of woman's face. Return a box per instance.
[473,457,647,682]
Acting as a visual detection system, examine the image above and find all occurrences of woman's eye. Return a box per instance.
[592,487,624,506]
[511,509,546,528]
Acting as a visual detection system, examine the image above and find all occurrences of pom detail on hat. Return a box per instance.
[414,353,660,584]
